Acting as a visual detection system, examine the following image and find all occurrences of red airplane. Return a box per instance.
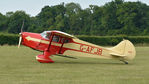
[18,30,136,64]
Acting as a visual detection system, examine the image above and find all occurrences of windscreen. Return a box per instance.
[40,31,51,40]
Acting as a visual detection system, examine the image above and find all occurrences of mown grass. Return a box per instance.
[0,46,148,84]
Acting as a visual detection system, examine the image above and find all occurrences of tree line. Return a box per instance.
[0,0,149,36]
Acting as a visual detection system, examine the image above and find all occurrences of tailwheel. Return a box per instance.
[120,60,128,64]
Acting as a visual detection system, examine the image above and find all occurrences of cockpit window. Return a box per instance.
[40,31,51,40]
[52,36,60,42]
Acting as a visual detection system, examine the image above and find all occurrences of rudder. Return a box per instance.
[111,40,136,60]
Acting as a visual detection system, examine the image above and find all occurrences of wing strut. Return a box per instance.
[59,38,66,54]
[47,33,54,51]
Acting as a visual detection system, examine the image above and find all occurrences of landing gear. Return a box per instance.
[36,50,54,63]
[36,55,54,63]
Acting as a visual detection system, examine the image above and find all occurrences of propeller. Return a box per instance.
[18,21,24,48]
[21,20,24,33]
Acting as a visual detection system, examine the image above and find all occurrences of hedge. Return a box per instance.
[0,34,18,45]
[0,33,149,46]
[77,36,149,46]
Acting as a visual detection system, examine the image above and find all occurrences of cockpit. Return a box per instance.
[40,31,70,43]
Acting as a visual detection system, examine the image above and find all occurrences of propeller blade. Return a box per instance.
[21,20,24,33]
[18,36,22,48]
[18,20,24,48]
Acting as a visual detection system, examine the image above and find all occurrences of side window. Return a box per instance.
[61,38,70,43]
[52,36,60,42]
[64,39,70,43]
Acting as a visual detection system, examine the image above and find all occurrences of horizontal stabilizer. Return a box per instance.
[110,53,126,57]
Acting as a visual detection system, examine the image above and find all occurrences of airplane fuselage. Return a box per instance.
[22,32,112,59]
[20,31,136,63]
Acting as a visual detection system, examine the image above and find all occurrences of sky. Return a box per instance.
[0,0,149,16]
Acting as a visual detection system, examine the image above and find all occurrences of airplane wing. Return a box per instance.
[51,30,76,38]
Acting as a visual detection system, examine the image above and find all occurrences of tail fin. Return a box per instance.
[111,40,136,60]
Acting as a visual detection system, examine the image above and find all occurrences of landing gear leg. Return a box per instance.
[36,50,54,63]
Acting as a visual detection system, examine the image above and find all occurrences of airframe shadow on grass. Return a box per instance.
[50,56,134,65]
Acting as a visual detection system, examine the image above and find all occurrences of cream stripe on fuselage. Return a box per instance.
[26,36,49,44]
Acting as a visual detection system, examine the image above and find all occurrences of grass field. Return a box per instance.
[0,46,148,84]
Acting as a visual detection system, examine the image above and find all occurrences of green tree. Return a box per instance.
[7,11,30,34]
[0,0,149,36]
[65,2,82,34]
[100,0,123,35]
[0,13,7,32]
[117,1,149,35]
